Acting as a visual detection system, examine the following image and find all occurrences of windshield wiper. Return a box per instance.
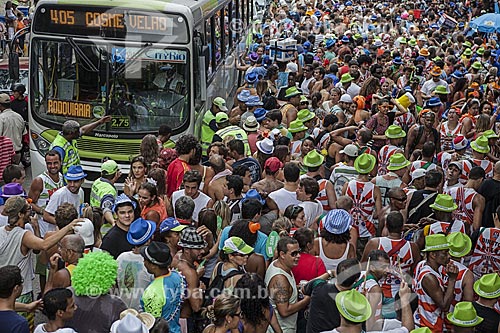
[115,42,153,76]
[65,37,99,72]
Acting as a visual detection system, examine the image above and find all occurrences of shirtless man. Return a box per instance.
[171,227,212,327]
[406,111,440,158]
[207,154,230,201]
[378,188,408,235]
[251,157,284,198]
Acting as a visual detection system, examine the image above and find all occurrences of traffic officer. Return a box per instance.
[50,116,111,175]
[90,159,121,225]
[200,97,228,158]
[212,113,250,156]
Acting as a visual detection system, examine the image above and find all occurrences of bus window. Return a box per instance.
[205,17,214,77]
[214,10,222,66]
[241,0,245,29]
[225,5,232,53]
[31,39,190,132]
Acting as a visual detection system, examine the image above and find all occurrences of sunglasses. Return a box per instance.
[232,312,241,317]
[391,196,407,202]
[232,252,250,257]
[289,250,300,257]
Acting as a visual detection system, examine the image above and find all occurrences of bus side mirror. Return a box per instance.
[9,53,19,81]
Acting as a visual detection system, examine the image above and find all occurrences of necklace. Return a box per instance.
[178,254,195,269]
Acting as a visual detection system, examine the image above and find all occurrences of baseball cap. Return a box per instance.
[339,144,358,157]
[448,161,462,171]
[0,93,10,104]
[215,112,229,123]
[264,157,283,173]
[159,217,187,233]
[339,94,352,103]
[101,160,119,175]
[213,97,228,111]
[410,168,426,184]
[74,218,95,247]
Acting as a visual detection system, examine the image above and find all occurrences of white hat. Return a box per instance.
[256,138,275,155]
[339,144,359,157]
[73,218,94,247]
[286,62,298,73]
[410,168,426,184]
[111,314,148,333]
[340,94,352,103]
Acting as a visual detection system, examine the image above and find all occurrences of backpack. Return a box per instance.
[203,262,243,307]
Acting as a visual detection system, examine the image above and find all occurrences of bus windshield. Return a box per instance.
[31,38,190,133]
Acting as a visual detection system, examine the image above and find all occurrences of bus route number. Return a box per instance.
[111,116,130,129]
[50,10,75,25]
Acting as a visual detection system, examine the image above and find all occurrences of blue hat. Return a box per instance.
[127,218,156,246]
[451,70,463,79]
[458,22,464,27]
[368,24,375,31]
[325,38,335,48]
[430,23,439,29]
[255,33,263,40]
[254,108,268,122]
[415,56,425,62]
[393,57,403,65]
[314,10,322,17]
[427,97,443,107]
[322,209,352,234]
[246,95,263,106]
[404,86,413,92]
[64,165,87,181]
[262,23,270,29]
[450,1,456,7]
[160,217,188,233]
[395,16,401,21]
[245,71,258,84]
[242,189,265,205]
[237,89,251,102]
[370,14,378,21]
[341,36,350,43]
[303,41,311,49]
[345,0,352,5]
[113,193,137,212]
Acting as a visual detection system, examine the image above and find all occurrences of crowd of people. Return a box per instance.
[1,0,500,332]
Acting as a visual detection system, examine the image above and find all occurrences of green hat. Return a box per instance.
[408,38,417,47]
[385,125,406,139]
[300,95,309,103]
[464,41,472,48]
[223,236,254,255]
[353,33,362,40]
[429,194,458,212]
[285,86,301,99]
[215,112,229,123]
[387,153,411,171]
[463,48,472,56]
[446,232,472,257]
[335,290,372,323]
[101,160,119,175]
[340,73,354,83]
[399,37,407,44]
[410,329,432,333]
[422,234,450,252]
[446,302,484,327]
[483,129,499,139]
[471,61,482,70]
[471,135,490,154]
[297,108,315,123]
[354,153,376,174]
[303,149,324,168]
[288,120,307,133]
[434,85,449,95]
[213,97,228,111]
[474,273,500,299]
[476,47,485,55]
[433,56,443,62]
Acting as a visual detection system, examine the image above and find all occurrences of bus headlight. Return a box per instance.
[31,132,51,157]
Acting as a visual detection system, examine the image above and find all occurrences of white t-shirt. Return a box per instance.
[116,251,154,311]
[268,188,300,212]
[34,324,77,333]
[44,186,84,217]
[171,189,211,223]
[300,200,323,228]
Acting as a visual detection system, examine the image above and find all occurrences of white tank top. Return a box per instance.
[319,238,350,272]
[37,172,64,237]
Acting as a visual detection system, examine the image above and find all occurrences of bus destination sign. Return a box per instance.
[33,5,188,41]
[47,9,174,35]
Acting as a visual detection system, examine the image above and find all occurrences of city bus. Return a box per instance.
[27,0,257,186]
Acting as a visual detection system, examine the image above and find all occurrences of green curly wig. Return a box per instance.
[71,251,118,296]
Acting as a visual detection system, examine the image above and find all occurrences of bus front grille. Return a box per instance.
[76,136,142,162]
